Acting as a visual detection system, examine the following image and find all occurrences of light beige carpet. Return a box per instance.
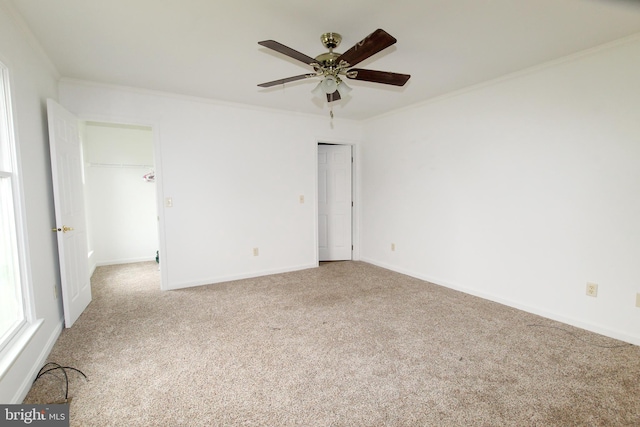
[24,261,640,426]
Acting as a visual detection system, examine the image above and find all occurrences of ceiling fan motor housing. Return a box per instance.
[314,51,342,68]
[316,33,343,69]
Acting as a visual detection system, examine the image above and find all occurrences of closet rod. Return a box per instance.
[86,162,154,168]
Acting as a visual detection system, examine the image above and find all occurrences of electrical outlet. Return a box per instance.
[253,247,259,256]
[391,243,395,251]
[636,293,640,308]
[165,197,173,207]
[53,284,58,299]
[586,282,598,297]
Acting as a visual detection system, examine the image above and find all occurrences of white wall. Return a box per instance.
[361,35,640,344]
[83,122,158,267]
[60,81,363,290]
[0,1,63,402]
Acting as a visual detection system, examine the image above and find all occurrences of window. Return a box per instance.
[0,178,24,347]
[0,60,27,352]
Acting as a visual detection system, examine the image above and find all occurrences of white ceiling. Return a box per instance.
[9,0,640,120]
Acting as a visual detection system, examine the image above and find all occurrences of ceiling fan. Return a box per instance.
[257,29,410,104]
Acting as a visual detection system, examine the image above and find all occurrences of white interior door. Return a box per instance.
[47,99,91,328]
[318,144,352,261]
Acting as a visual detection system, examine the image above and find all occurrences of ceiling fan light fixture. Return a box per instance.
[313,76,342,99]
[321,76,338,94]
[311,81,325,97]
[337,80,352,97]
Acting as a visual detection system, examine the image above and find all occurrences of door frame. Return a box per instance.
[315,140,360,264]
[77,113,167,290]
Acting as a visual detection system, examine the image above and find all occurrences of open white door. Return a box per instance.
[318,144,352,261]
[47,99,91,327]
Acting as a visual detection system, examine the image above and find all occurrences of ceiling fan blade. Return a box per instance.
[326,90,341,103]
[337,29,397,67]
[258,40,317,65]
[258,74,316,88]
[346,69,411,86]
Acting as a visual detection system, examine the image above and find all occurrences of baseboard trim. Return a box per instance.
[360,257,640,346]
[166,263,318,291]
[96,257,155,267]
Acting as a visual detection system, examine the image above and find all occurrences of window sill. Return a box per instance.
[0,319,44,381]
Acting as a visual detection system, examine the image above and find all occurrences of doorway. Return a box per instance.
[81,121,159,274]
[318,143,353,261]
